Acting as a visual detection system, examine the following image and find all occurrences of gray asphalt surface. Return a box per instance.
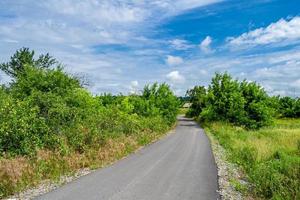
[36,116,219,200]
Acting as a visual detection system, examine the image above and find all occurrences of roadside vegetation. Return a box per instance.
[0,48,180,198]
[186,73,300,199]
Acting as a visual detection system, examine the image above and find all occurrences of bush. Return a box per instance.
[187,72,272,129]
[0,48,179,157]
[186,86,206,117]
[277,96,300,118]
[0,94,49,155]
[140,83,180,125]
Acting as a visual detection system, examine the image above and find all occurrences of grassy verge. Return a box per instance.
[178,108,188,115]
[0,125,173,198]
[203,118,300,199]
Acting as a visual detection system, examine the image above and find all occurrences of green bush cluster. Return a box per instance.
[187,72,273,129]
[276,96,300,118]
[0,48,179,157]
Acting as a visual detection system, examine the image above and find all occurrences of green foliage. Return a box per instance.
[187,72,273,129]
[277,96,300,118]
[186,86,206,117]
[0,47,57,78]
[251,151,300,199]
[0,93,48,155]
[140,83,180,124]
[0,48,179,157]
[204,119,300,199]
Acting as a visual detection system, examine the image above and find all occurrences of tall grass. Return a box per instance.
[0,117,171,198]
[204,119,300,199]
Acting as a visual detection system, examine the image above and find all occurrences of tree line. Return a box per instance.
[0,48,180,157]
[186,73,300,129]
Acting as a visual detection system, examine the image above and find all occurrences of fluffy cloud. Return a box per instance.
[129,80,139,94]
[228,16,300,47]
[169,39,193,50]
[0,0,220,94]
[199,36,213,53]
[180,48,300,97]
[291,79,300,89]
[166,55,183,66]
[166,71,185,83]
[131,80,139,87]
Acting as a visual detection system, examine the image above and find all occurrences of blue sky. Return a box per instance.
[1,0,300,96]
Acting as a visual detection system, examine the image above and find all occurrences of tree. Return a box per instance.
[186,72,273,129]
[142,83,180,124]
[0,47,57,78]
[277,96,300,118]
[207,72,245,122]
[186,86,207,117]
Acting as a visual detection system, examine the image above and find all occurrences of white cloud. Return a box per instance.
[149,0,221,17]
[291,79,300,89]
[166,55,183,66]
[169,39,193,50]
[2,39,19,43]
[228,16,300,48]
[131,80,139,87]
[129,80,139,94]
[166,71,185,83]
[199,36,213,53]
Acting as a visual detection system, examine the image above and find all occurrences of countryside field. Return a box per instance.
[1,1,300,199]
[204,119,300,199]
[0,49,299,199]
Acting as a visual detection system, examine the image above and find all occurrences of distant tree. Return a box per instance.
[0,47,57,78]
[240,81,273,128]
[142,83,180,124]
[186,86,207,117]
[187,72,273,129]
[207,72,245,123]
[278,96,297,117]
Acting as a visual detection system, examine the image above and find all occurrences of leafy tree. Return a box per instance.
[186,86,206,117]
[187,72,273,129]
[142,83,180,124]
[240,81,273,129]
[0,47,57,78]
[278,96,298,117]
[10,65,80,99]
[206,72,245,123]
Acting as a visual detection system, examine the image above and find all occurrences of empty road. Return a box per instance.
[36,116,219,200]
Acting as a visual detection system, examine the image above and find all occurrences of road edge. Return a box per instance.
[4,124,178,200]
[202,126,244,200]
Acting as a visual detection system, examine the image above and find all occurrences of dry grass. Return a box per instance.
[0,130,168,198]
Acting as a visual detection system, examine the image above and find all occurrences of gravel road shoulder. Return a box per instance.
[205,129,253,200]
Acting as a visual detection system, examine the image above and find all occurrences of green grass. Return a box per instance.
[203,118,300,200]
[178,107,188,115]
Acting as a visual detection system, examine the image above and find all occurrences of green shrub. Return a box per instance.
[0,95,49,155]
[0,48,179,157]
[187,72,273,129]
[186,86,206,117]
[277,96,300,118]
[141,83,180,124]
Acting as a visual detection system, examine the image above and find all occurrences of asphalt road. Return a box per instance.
[36,116,219,200]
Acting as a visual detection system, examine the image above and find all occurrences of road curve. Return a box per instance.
[36,116,219,200]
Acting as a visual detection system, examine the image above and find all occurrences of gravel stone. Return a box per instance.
[4,168,92,200]
[207,133,246,200]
